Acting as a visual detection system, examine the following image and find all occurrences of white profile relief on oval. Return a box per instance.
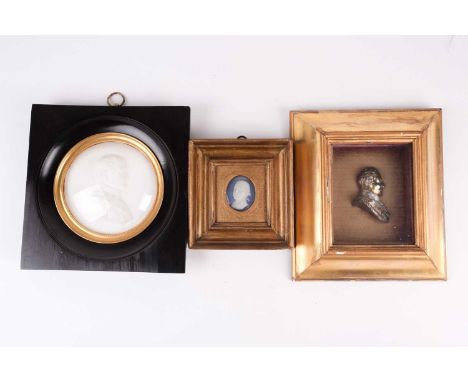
[226,175,256,212]
[64,141,159,235]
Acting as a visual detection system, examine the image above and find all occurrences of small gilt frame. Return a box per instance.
[189,139,294,249]
[291,109,446,280]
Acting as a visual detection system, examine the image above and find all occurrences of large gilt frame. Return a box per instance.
[291,109,446,280]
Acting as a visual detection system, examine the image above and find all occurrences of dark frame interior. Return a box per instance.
[331,144,414,245]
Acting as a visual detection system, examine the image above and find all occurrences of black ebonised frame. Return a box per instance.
[21,104,190,273]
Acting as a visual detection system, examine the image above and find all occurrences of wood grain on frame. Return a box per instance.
[21,105,190,273]
[189,139,294,249]
[291,109,446,280]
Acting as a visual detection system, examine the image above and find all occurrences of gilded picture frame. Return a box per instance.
[189,139,294,249]
[291,109,446,280]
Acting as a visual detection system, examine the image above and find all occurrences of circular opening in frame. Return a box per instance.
[226,175,256,212]
[53,132,164,244]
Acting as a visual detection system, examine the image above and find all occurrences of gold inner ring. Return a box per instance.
[53,132,164,244]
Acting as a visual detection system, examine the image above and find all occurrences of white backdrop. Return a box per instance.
[1,36,466,346]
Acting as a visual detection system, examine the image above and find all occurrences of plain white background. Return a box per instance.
[1,36,467,346]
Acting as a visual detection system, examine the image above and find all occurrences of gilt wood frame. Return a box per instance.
[189,139,294,249]
[291,109,446,280]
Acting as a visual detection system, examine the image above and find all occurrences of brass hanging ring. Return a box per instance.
[107,92,126,107]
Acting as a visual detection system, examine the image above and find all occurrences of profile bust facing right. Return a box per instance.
[226,175,255,212]
[352,167,390,223]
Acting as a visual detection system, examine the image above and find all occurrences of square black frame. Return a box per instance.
[21,104,190,273]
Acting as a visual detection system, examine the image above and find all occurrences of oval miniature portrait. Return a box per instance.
[226,175,256,212]
[53,132,164,244]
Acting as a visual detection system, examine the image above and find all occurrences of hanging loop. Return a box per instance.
[237,135,247,140]
[107,92,126,107]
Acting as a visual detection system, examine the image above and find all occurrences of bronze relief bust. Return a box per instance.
[352,167,390,222]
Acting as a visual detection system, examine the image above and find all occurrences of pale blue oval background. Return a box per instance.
[226,176,256,212]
